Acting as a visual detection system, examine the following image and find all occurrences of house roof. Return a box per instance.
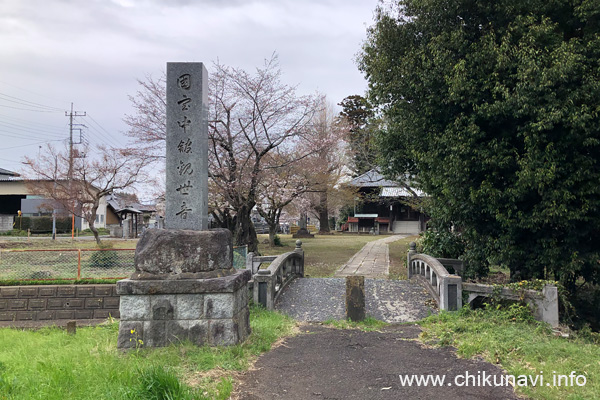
[348,169,425,197]
[0,168,20,177]
[106,193,156,214]
[380,187,425,197]
[348,169,398,187]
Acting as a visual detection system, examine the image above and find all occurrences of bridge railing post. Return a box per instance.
[407,241,416,278]
[294,240,304,277]
[439,275,463,311]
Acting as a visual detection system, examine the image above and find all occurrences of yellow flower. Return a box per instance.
[130,329,135,334]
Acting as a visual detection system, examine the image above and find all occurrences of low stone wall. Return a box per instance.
[0,284,120,322]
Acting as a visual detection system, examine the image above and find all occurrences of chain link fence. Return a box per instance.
[0,249,135,281]
[233,245,247,269]
[0,245,250,281]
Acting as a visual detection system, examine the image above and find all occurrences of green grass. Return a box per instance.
[387,235,418,280]
[257,233,383,277]
[323,316,389,332]
[419,306,600,399]
[0,305,296,399]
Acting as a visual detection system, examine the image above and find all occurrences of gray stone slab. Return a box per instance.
[165,62,209,230]
[119,295,150,321]
[276,278,436,323]
[132,229,233,278]
[117,269,251,295]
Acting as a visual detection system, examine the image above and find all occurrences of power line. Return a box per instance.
[0,92,64,112]
[82,114,123,147]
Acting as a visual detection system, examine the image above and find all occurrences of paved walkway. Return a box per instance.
[334,235,407,278]
[235,324,519,400]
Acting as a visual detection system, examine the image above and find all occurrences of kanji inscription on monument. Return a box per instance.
[165,62,208,230]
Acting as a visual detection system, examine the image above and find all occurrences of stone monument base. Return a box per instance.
[292,228,314,239]
[116,269,251,348]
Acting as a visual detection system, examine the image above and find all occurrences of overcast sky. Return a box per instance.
[0,0,378,174]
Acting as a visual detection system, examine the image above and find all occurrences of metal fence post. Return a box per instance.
[77,249,82,280]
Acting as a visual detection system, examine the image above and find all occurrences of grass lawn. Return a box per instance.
[387,235,418,280]
[0,238,138,250]
[257,233,383,277]
[0,306,295,400]
[420,307,600,400]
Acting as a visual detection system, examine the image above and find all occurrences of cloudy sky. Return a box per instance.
[0,0,378,173]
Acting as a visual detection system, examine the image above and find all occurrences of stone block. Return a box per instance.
[19,287,38,297]
[76,287,94,297]
[39,287,57,297]
[95,286,113,297]
[28,299,47,310]
[47,298,65,309]
[57,287,76,297]
[235,307,251,341]
[209,320,238,346]
[16,311,35,321]
[117,270,251,295]
[166,320,189,343]
[143,320,167,347]
[7,299,27,310]
[37,310,56,320]
[151,295,175,320]
[56,310,75,319]
[118,321,144,349]
[188,320,209,346]
[74,310,93,319]
[103,297,120,309]
[132,229,233,278]
[234,287,249,313]
[0,312,16,321]
[120,295,150,320]
[85,298,103,309]
[176,294,203,320]
[205,293,235,319]
[64,299,84,309]
[345,276,365,322]
[0,288,18,298]
[0,300,6,310]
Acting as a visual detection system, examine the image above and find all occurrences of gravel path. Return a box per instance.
[276,278,435,323]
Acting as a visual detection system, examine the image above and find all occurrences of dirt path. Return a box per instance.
[234,324,519,400]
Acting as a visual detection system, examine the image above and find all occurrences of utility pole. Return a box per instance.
[66,103,86,179]
[65,103,86,239]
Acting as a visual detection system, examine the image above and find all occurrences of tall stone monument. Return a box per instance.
[117,63,251,348]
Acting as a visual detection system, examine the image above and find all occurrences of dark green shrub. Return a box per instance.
[88,249,118,269]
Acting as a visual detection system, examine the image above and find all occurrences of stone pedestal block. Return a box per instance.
[117,269,251,348]
[132,229,234,280]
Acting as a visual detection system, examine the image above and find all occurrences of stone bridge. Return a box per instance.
[247,238,559,326]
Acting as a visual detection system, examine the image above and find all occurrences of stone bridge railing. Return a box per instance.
[248,240,304,310]
[407,244,463,311]
[407,242,559,327]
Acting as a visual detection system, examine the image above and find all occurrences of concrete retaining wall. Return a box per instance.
[0,284,120,322]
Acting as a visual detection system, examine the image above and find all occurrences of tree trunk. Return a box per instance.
[318,190,330,234]
[268,225,277,247]
[234,205,259,254]
[89,201,102,245]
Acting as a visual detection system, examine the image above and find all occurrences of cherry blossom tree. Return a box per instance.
[23,144,150,245]
[124,54,322,252]
[298,100,352,233]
